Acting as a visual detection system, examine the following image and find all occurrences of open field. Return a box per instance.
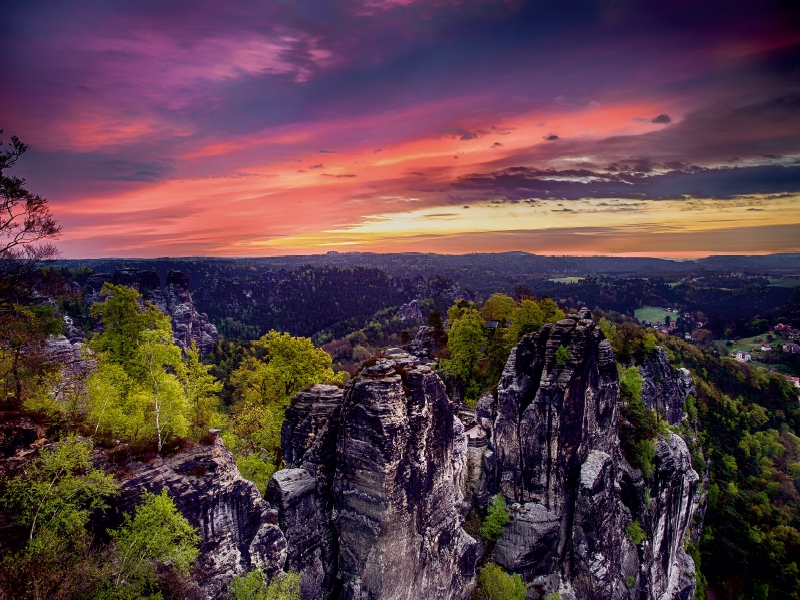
[634,306,673,323]
[768,278,800,288]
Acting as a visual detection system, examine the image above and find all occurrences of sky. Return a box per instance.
[2,0,800,258]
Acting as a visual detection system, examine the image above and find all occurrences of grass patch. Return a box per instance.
[634,306,672,324]
[768,278,800,288]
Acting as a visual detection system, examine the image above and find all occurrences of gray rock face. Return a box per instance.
[638,347,695,425]
[106,433,287,599]
[272,356,479,600]
[407,326,440,362]
[478,310,700,600]
[163,270,219,356]
[83,269,218,355]
[268,385,343,599]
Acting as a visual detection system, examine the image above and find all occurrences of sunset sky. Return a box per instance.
[2,0,799,258]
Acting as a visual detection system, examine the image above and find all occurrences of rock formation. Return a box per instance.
[163,270,219,355]
[638,347,695,425]
[83,269,218,355]
[475,310,700,600]
[103,432,287,599]
[270,353,479,600]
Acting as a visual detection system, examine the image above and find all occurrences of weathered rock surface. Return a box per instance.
[638,347,695,425]
[271,355,479,600]
[83,269,219,355]
[477,310,700,600]
[407,325,440,362]
[163,270,219,355]
[106,433,287,599]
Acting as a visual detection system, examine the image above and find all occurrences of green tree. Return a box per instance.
[555,345,571,367]
[88,284,189,451]
[0,437,118,541]
[509,299,544,342]
[228,568,301,600]
[441,305,486,403]
[481,494,510,542]
[181,341,224,441]
[228,331,344,490]
[481,293,517,322]
[109,489,200,594]
[619,366,659,476]
[231,331,343,406]
[473,563,526,600]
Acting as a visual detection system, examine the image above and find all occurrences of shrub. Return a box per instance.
[481,494,510,541]
[626,520,646,545]
[472,563,526,600]
[555,345,571,366]
[228,568,301,600]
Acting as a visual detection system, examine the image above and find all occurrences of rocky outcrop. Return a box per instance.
[638,347,695,425]
[105,433,287,599]
[270,354,479,600]
[398,299,424,323]
[83,269,218,355]
[407,325,440,362]
[163,270,219,355]
[476,310,699,600]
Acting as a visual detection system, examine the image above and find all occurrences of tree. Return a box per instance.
[509,299,544,342]
[555,345,571,367]
[231,331,343,406]
[229,331,344,489]
[182,342,224,441]
[0,130,61,267]
[228,569,301,600]
[0,437,118,541]
[480,293,517,322]
[473,563,526,600]
[480,494,510,541]
[109,489,200,594]
[441,305,486,402]
[88,284,189,451]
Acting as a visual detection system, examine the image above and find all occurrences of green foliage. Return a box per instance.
[109,489,200,593]
[228,330,344,489]
[472,563,526,600]
[509,299,544,342]
[555,345,571,367]
[626,520,646,545]
[228,568,301,600]
[441,304,486,402]
[662,335,800,600]
[619,366,660,476]
[480,293,517,322]
[88,284,195,452]
[237,453,277,496]
[481,494,510,542]
[1,437,118,540]
[624,576,635,589]
[182,342,225,440]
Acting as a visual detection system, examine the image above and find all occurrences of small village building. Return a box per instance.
[784,343,800,353]
[735,351,752,362]
[761,345,772,352]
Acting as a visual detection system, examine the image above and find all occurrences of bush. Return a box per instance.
[555,345,571,366]
[228,568,301,600]
[626,520,646,545]
[481,494,510,541]
[472,563,526,600]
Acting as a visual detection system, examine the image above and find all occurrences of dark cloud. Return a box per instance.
[309,163,324,168]
[492,142,503,148]
[651,114,672,124]
[374,149,382,153]
[318,149,336,154]
[452,164,800,201]
[545,134,559,141]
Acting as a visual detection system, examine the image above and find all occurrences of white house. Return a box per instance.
[735,351,752,362]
